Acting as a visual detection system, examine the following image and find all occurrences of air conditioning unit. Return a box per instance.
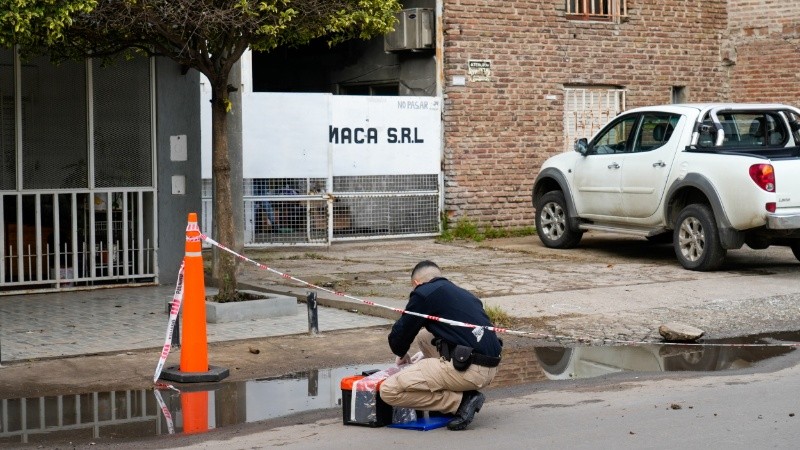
[384,8,435,52]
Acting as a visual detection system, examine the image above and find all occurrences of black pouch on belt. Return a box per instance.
[451,345,474,371]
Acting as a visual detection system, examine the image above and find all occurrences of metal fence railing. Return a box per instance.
[0,389,162,443]
[202,174,441,247]
[0,190,157,294]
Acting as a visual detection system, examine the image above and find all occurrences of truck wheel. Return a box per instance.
[673,204,726,271]
[535,191,583,248]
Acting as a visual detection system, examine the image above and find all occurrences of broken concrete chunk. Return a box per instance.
[659,322,705,342]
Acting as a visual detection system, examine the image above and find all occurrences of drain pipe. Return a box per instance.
[307,291,319,335]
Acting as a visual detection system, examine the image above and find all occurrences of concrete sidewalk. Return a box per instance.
[0,285,390,363]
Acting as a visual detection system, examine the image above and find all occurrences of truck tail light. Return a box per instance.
[749,164,775,192]
[766,202,776,213]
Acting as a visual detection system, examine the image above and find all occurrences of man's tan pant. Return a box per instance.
[380,330,498,414]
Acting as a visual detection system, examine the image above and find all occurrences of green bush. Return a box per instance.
[484,304,512,327]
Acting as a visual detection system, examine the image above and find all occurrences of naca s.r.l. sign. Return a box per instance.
[239,94,442,178]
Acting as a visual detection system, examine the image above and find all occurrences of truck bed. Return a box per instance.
[686,145,800,160]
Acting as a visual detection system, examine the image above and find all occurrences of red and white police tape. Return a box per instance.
[198,233,800,350]
[153,389,176,434]
[153,262,185,385]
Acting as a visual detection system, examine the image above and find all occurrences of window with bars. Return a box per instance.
[563,87,626,152]
[566,0,627,22]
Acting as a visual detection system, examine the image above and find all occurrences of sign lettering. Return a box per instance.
[387,127,424,144]
[329,126,425,144]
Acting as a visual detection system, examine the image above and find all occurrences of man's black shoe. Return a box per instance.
[447,390,485,430]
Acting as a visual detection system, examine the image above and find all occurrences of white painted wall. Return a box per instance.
[200,50,441,180]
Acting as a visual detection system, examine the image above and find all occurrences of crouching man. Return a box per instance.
[380,260,502,430]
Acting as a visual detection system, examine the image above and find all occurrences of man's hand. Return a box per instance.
[395,353,411,366]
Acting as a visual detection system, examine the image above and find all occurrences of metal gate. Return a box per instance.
[201,93,442,246]
[1,190,157,291]
[203,175,441,246]
[0,51,158,293]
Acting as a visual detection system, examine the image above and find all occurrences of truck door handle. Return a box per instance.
[608,163,620,169]
[652,161,666,167]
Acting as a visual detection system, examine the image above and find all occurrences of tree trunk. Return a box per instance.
[210,82,237,300]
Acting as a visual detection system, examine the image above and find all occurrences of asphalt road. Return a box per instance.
[106,343,800,450]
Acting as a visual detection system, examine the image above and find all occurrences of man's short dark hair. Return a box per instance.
[411,260,440,280]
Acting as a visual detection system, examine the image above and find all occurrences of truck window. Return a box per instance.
[632,113,680,152]
[788,112,800,144]
[699,112,787,149]
[591,115,638,154]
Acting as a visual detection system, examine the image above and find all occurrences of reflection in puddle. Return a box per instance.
[0,331,796,445]
[530,331,798,381]
[0,364,382,446]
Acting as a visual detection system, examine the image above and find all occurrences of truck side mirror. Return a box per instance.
[574,138,589,155]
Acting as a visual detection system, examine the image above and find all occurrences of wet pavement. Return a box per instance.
[2,331,797,446]
[0,363,384,445]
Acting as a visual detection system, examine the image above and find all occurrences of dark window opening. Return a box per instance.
[672,86,687,104]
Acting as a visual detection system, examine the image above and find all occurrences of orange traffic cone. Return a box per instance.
[181,390,210,434]
[160,213,229,383]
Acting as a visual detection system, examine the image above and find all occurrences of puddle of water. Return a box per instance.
[530,330,799,381]
[0,331,796,446]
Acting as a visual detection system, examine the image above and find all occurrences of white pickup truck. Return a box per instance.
[532,103,800,270]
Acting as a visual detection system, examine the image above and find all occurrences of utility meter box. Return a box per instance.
[384,8,435,52]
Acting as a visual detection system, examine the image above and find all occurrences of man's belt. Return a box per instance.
[471,352,501,368]
[435,338,501,368]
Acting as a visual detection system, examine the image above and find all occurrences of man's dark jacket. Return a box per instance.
[388,277,502,358]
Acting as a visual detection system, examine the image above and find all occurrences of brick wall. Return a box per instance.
[727,0,800,103]
[441,0,728,227]
[490,346,548,387]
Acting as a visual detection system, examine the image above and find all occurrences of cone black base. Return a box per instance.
[159,365,230,383]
